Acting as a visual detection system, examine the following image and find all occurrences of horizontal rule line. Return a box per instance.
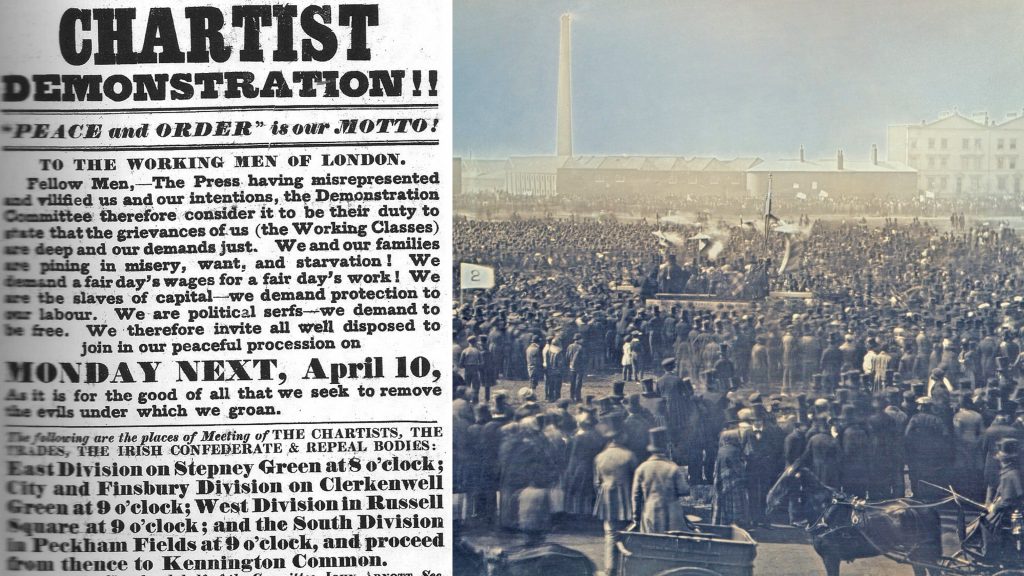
[2,103,439,115]
[5,420,438,429]
[3,139,439,152]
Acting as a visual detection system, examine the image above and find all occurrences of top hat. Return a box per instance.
[997,437,1021,460]
[641,378,659,398]
[838,404,859,422]
[647,427,670,454]
[612,381,626,398]
[597,396,618,416]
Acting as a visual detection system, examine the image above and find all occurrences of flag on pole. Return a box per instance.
[460,262,495,289]
[777,236,805,274]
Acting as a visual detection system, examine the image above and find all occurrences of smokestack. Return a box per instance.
[871,144,878,165]
[837,149,844,171]
[556,14,573,157]
[799,145,805,162]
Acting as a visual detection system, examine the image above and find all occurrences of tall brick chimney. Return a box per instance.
[556,14,573,157]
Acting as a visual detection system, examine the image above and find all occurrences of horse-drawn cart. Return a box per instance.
[616,524,758,576]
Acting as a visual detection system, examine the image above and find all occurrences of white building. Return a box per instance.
[887,110,1024,196]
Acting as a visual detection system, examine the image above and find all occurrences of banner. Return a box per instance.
[459,262,495,289]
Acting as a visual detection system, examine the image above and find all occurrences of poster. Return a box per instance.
[1,2,453,575]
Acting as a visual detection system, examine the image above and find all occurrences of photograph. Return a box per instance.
[450,2,1024,575]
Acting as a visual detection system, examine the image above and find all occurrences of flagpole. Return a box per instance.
[763,172,773,254]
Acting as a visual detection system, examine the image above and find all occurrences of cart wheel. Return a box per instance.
[653,569,720,576]
[993,571,1024,576]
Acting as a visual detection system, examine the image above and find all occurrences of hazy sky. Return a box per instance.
[454,0,1024,160]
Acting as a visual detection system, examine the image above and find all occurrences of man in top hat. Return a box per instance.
[783,415,810,524]
[821,333,844,394]
[964,437,1024,563]
[497,415,557,530]
[871,345,893,392]
[525,335,543,392]
[1000,332,1020,374]
[631,427,691,533]
[952,392,985,501]
[459,336,485,402]
[593,421,637,576]
[637,376,661,423]
[904,397,952,500]
[979,327,999,382]
[562,407,604,519]
[750,334,770,388]
[782,326,798,392]
[868,394,903,499]
[658,253,688,294]
[658,358,701,483]
[981,400,1024,503]
[623,394,656,460]
[839,333,859,373]
[713,343,736,392]
[799,326,822,390]
[739,406,774,528]
[690,322,715,387]
[566,333,587,403]
[862,338,879,382]
[732,320,754,386]
[837,404,873,498]
[479,335,498,403]
[467,404,503,526]
[542,336,566,402]
[803,411,841,489]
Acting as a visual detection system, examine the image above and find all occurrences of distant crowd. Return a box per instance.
[452,214,1024,573]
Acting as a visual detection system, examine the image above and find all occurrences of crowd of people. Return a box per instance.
[452,213,1024,574]
[457,188,1024,222]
